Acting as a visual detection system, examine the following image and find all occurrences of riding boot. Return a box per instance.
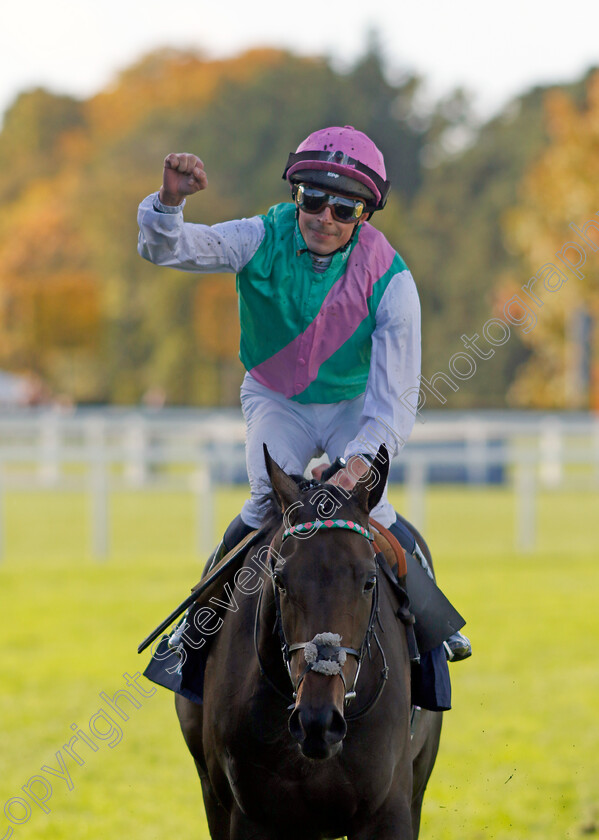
[388,515,469,713]
[411,538,471,662]
[203,513,254,577]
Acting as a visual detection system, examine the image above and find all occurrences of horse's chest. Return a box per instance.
[224,747,361,828]
[213,714,391,831]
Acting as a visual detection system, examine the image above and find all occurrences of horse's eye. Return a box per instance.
[273,572,286,593]
[363,575,376,593]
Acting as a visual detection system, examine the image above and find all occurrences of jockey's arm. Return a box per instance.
[137,194,264,274]
[138,153,264,274]
[325,270,421,489]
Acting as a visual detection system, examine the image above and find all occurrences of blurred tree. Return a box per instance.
[503,70,599,409]
[0,177,101,399]
[0,89,85,203]
[0,42,594,407]
[400,72,593,408]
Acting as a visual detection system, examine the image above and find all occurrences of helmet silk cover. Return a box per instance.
[283,126,390,210]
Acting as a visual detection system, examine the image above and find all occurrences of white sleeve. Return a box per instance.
[344,270,421,462]
[137,192,265,273]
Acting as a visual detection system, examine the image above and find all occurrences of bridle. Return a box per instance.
[253,518,390,722]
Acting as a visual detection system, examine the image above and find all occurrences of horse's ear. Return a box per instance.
[263,444,301,512]
[351,445,390,513]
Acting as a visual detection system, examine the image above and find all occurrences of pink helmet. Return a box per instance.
[283,125,391,211]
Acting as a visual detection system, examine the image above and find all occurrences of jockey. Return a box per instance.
[138,126,470,711]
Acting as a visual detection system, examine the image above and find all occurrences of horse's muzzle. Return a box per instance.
[288,703,347,759]
[288,672,347,759]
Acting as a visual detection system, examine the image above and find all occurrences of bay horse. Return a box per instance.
[175,446,442,840]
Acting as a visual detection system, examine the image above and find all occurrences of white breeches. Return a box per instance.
[239,373,396,529]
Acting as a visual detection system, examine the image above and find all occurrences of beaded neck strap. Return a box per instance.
[281,519,374,543]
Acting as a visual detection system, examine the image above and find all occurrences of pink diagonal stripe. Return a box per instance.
[250,224,396,397]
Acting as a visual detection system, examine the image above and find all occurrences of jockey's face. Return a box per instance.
[298,200,365,256]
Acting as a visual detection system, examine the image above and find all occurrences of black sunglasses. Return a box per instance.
[295,185,366,223]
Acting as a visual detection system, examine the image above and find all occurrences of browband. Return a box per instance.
[281,519,375,543]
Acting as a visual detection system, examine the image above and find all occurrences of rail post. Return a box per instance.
[86,415,109,561]
[406,457,426,533]
[514,455,537,552]
[191,461,214,558]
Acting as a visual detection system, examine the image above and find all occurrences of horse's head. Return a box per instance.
[264,445,389,760]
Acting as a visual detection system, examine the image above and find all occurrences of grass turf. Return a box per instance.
[0,485,598,839]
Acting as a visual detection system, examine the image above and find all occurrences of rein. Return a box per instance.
[253,518,390,721]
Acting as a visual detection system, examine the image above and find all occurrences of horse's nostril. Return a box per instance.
[288,707,303,742]
[288,704,347,747]
[326,707,347,744]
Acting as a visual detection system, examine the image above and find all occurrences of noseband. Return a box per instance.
[254,519,389,719]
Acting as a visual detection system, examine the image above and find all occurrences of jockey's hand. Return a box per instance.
[312,455,370,492]
[159,153,208,206]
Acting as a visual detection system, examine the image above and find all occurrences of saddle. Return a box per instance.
[369,517,407,578]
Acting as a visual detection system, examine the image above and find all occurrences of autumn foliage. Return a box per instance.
[0,46,596,407]
[503,72,599,408]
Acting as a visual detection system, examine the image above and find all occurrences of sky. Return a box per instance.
[1,0,598,126]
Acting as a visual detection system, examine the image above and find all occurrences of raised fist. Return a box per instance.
[159,153,208,205]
